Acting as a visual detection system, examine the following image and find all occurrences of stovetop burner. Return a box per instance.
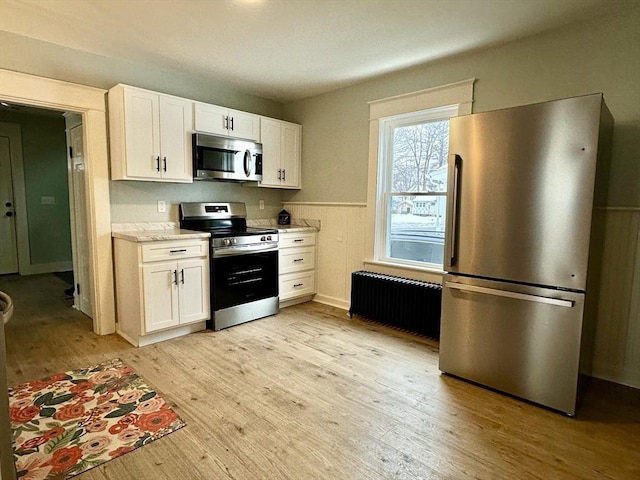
[179,202,279,248]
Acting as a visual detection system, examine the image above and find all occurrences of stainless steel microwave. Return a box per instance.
[193,133,263,182]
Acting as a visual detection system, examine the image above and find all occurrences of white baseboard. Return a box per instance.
[592,364,640,389]
[23,261,73,275]
[313,294,350,311]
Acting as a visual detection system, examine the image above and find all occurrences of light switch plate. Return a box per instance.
[157,200,166,213]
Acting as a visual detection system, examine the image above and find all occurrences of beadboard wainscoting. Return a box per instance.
[283,203,367,310]
[284,203,640,388]
[592,208,640,388]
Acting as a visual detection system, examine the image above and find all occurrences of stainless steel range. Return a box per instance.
[179,202,279,330]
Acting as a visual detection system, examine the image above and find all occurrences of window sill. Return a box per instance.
[362,259,444,284]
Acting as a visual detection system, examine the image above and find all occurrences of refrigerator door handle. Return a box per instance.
[445,281,574,308]
[447,154,461,267]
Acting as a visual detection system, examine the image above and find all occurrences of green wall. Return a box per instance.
[0,110,72,265]
[283,7,640,207]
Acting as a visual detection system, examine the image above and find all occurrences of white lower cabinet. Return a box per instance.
[114,237,210,346]
[278,231,317,305]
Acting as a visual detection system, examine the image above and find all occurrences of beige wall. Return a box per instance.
[282,8,640,388]
[283,7,640,207]
[0,31,283,118]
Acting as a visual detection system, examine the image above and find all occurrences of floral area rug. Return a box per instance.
[8,358,185,479]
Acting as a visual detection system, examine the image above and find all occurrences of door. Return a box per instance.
[159,95,192,181]
[67,123,93,317]
[177,258,209,324]
[0,136,18,274]
[124,88,161,179]
[194,103,228,136]
[259,118,282,186]
[213,250,278,310]
[280,122,300,188]
[444,94,603,290]
[439,274,585,414]
[228,110,260,142]
[143,262,180,332]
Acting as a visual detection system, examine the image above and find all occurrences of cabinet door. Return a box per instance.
[159,95,193,182]
[177,258,210,324]
[194,103,228,136]
[143,262,180,332]
[228,110,260,141]
[280,122,301,188]
[124,89,161,179]
[259,117,282,187]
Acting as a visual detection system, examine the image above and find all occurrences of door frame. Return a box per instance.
[0,69,115,335]
[0,124,24,274]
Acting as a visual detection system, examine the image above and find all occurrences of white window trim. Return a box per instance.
[364,79,475,279]
[375,105,459,269]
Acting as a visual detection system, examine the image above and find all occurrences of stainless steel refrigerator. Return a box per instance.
[438,93,613,415]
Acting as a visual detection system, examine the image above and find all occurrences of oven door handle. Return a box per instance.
[213,244,278,257]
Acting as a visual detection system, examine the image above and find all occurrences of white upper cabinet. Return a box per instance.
[194,102,260,142]
[259,117,301,189]
[109,84,193,182]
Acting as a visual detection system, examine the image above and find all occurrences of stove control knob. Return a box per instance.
[223,238,231,246]
[261,236,266,241]
[267,235,272,241]
[232,238,237,245]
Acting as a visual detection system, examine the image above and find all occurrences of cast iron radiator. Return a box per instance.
[349,271,442,339]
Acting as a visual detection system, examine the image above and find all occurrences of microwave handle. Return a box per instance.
[243,150,252,177]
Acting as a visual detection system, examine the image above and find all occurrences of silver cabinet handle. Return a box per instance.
[282,168,286,181]
[180,269,185,284]
[293,283,304,288]
[445,282,574,308]
[163,157,167,172]
[156,156,160,172]
[278,169,282,180]
[230,116,234,131]
[169,249,187,254]
[447,154,461,268]
[293,239,303,243]
[224,115,229,130]
[293,258,304,262]
[173,270,178,285]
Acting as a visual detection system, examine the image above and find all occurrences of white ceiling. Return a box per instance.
[0,0,635,103]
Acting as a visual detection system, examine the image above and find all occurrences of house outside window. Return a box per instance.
[376,105,460,269]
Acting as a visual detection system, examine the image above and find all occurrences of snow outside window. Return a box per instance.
[376,105,459,269]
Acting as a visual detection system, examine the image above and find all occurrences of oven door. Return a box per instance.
[212,248,278,311]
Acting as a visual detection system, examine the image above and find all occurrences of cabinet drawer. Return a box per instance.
[280,271,315,300]
[141,240,208,263]
[279,247,315,274]
[279,232,316,248]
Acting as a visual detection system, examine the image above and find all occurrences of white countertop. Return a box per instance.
[276,225,318,233]
[111,222,210,242]
[249,218,320,232]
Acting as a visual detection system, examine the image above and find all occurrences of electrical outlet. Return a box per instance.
[259,200,265,210]
[157,200,166,213]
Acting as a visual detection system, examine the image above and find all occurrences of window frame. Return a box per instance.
[375,104,461,270]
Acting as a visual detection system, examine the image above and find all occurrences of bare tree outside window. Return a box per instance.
[388,120,449,265]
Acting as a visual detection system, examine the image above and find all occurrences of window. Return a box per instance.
[376,105,460,269]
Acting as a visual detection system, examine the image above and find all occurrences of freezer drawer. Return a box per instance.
[439,275,585,415]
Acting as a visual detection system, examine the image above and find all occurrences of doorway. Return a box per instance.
[0,68,115,336]
[0,106,92,317]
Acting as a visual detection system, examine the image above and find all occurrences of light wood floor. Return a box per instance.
[2,273,639,479]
